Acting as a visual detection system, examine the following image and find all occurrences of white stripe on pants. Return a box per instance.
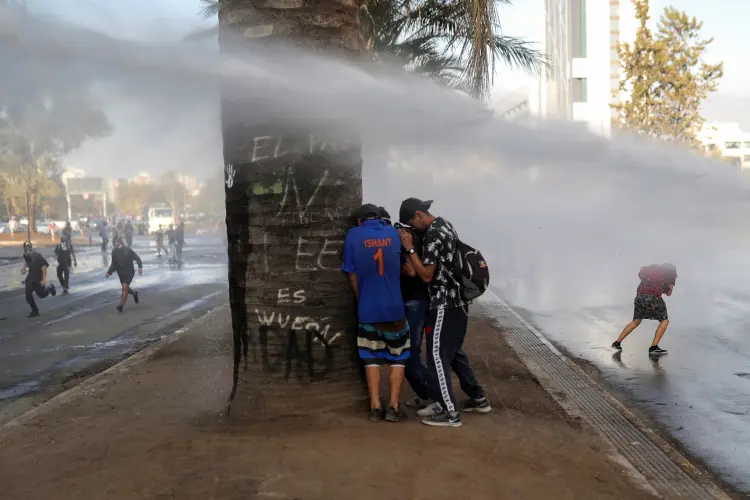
[431,305,455,414]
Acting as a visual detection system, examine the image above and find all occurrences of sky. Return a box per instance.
[22,0,749,177]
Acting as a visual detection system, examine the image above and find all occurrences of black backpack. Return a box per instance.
[453,239,490,301]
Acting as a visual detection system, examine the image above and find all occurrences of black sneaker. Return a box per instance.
[649,345,667,355]
[462,397,492,413]
[133,290,139,304]
[368,407,385,423]
[28,311,40,318]
[611,341,622,350]
[405,397,430,409]
[385,406,407,422]
[116,304,123,313]
[62,289,69,295]
[48,284,56,296]
[422,410,462,428]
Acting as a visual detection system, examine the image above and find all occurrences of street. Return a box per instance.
[0,235,227,423]
[492,243,750,494]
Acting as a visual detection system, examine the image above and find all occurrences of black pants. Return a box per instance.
[425,305,485,415]
[25,280,49,313]
[57,265,70,290]
[101,238,108,251]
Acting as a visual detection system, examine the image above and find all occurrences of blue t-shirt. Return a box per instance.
[342,220,404,324]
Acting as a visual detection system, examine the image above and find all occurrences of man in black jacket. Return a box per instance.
[105,240,143,312]
[54,234,77,294]
[21,241,57,317]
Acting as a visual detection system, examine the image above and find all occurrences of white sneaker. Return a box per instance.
[417,402,443,417]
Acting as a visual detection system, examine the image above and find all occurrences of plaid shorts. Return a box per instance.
[633,295,668,322]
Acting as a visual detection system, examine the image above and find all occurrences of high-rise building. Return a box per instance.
[534,0,636,137]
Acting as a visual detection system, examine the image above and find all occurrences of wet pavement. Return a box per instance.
[493,250,750,494]
[0,235,227,422]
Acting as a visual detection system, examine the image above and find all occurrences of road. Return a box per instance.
[493,247,750,495]
[0,235,227,423]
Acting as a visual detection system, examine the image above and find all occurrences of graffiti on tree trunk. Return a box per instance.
[224,128,361,392]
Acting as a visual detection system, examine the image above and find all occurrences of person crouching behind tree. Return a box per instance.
[105,240,143,313]
[343,204,410,423]
[612,263,677,356]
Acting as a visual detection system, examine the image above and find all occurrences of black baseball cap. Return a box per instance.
[399,198,433,224]
[355,203,382,220]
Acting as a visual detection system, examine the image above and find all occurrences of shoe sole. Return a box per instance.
[422,418,462,428]
[385,414,408,423]
[463,406,492,413]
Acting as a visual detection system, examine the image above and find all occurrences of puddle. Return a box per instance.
[0,380,40,400]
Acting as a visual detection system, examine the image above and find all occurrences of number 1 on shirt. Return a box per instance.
[373,248,384,276]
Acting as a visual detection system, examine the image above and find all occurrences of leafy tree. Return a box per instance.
[116,182,153,217]
[196,0,543,101]
[0,1,111,231]
[613,0,723,144]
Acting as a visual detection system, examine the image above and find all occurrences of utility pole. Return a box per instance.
[25,188,30,242]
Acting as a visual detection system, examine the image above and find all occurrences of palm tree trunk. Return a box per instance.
[219,1,367,418]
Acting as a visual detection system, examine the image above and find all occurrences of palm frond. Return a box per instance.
[199,0,220,19]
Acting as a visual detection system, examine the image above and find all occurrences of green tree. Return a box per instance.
[196,0,543,101]
[0,1,111,232]
[613,0,723,144]
[116,182,152,217]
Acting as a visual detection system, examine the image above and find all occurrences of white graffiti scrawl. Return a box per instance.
[225,164,236,188]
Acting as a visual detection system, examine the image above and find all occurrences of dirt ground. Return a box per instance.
[0,306,659,500]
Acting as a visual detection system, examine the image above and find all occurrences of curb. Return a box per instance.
[479,290,731,500]
[0,304,228,438]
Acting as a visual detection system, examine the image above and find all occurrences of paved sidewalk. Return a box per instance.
[0,305,659,500]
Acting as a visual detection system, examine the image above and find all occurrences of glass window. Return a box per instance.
[154,209,173,218]
[744,141,750,148]
[570,0,587,58]
[572,78,588,103]
[725,142,741,149]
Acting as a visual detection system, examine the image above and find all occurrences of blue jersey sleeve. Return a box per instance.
[342,230,357,274]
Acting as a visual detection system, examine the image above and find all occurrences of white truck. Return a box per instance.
[147,205,174,235]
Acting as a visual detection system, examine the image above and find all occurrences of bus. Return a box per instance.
[147,205,174,234]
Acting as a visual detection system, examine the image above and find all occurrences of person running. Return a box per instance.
[612,263,677,356]
[99,221,109,251]
[105,240,143,312]
[154,224,168,257]
[343,204,410,423]
[54,234,77,294]
[175,221,187,264]
[124,220,134,247]
[166,224,177,264]
[21,241,57,317]
[398,198,490,428]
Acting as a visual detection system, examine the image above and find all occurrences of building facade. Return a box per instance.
[535,0,636,137]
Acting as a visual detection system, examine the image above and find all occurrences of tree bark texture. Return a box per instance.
[219,0,367,418]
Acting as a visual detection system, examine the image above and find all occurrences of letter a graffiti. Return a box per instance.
[225,164,236,188]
